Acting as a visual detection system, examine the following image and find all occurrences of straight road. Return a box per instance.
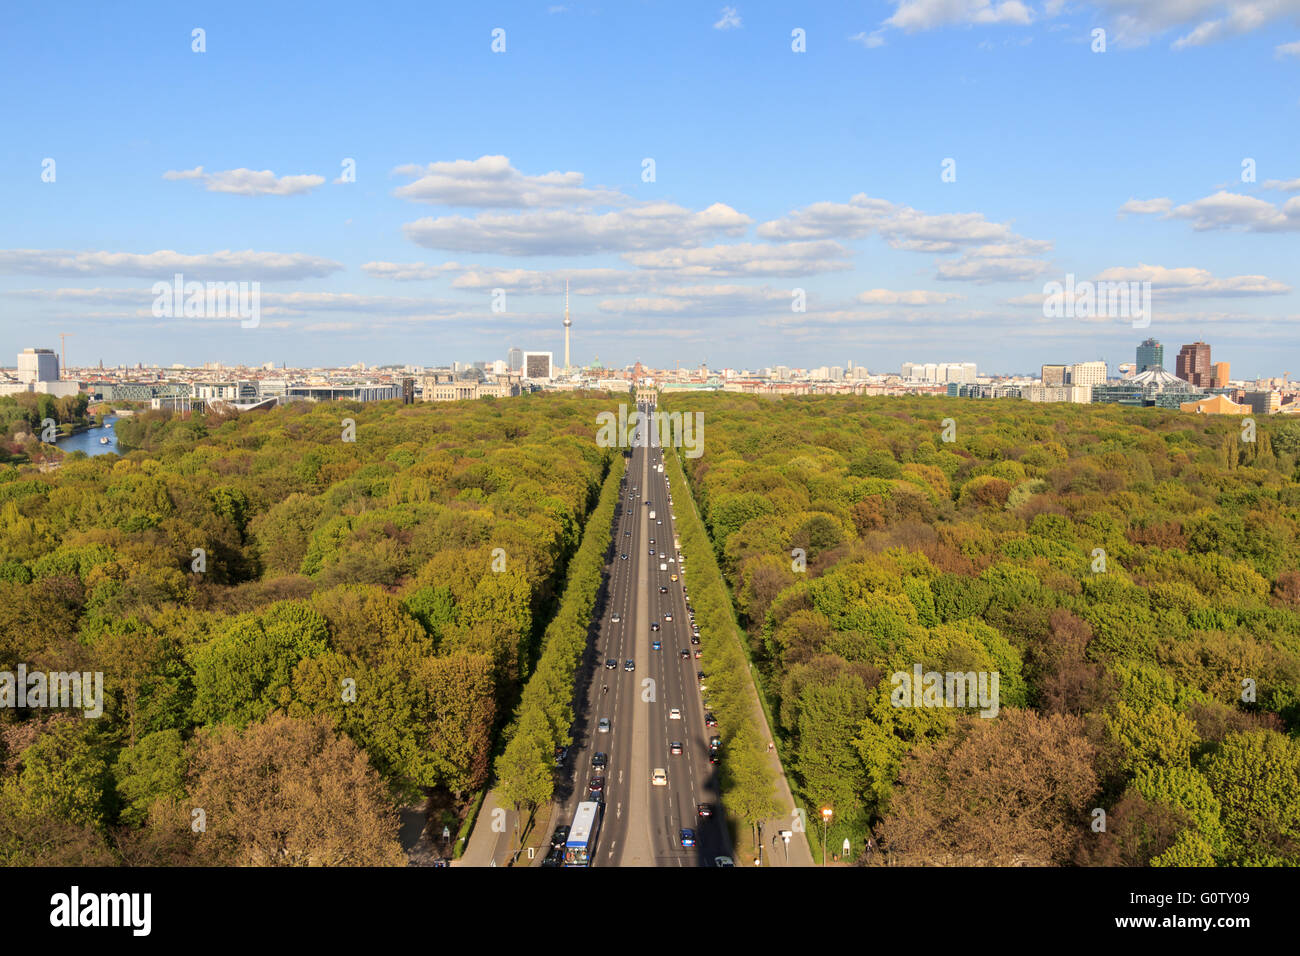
[547,401,731,867]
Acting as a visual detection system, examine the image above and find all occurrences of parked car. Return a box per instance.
[697,803,714,818]
[554,746,568,765]
[551,826,570,849]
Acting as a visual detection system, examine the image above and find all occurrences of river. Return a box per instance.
[57,417,122,457]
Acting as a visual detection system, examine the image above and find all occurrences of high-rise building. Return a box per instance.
[1069,361,1108,387]
[17,348,59,383]
[563,279,571,372]
[523,351,554,381]
[1212,362,1230,388]
[1041,364,1067,386]
[1176,342,1212,387]
[1136,338,1163,372]
[507,347,523,372]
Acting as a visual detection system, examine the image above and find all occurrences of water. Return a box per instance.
[57,417,121,456]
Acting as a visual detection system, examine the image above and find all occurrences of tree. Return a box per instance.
[112,729,188,827]
[186,714,406,866]
[1201,729,1300,863]
[878,709,1098,865]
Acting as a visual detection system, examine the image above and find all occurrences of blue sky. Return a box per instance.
[2,1,1298,377]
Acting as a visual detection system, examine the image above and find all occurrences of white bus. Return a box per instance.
[564,801,602,867]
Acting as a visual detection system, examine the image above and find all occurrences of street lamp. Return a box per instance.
[820,807,833,867]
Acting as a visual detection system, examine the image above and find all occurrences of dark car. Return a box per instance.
[680,649,690,659]
[691,635,700,645]
[540,847,564,867]
[659,585,668,593]
[588,776,605,795]
[708,749,720,765]
[620,553,628,560]
[697,671,706,682]
[679,828,696,848]
[551,826,571,849]
[592,752,608,771]
[605,658,617,669]
[650,622,660,632]
[704,712,718,727]
[624,659,635,671]
[697,803,714,818]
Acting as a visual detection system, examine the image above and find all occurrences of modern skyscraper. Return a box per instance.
[1069,361,1108,386]
[1176,342,1212,387]
[507,347,523,372]
[1136,338,1163,372]
[1212,362,1230,388]
[17,348,59,383]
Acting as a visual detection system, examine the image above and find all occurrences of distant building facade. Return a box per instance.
[1136,338,1163,372]
[1176,341,1212,387]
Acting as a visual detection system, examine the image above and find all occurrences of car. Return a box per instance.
[669,708,681,720]
[657,519,663,525]
[611,612,621,623]
[704,712,718,726]
[709,735,722,749]
[708,750,720,765]
[679,828,696,848]
[651,768,667,786]
[540,847,564,867]
[680,649,690,659]
[551,826,571,849]
[698,671,706,682]
[598,717,611,733]
[588,775,605,794]
[605,658,617,669]
[670,740,683,755]
[659,585,668,593]
[697,803,714,818]
[624,529,631,535]
[651,639,661,651]
[554,746,568,766]
[691,635,700,645]
[664,613,673,622]
[592,752,608,771]
[624,659,635,672]
[649,548,656,555]
[620,553,628,560]
[671,574,678,582]
[714,856,735,867]
[649,538,655,545]
[650,622,660,632]
[658,552,666,559]
[694,650,702,659]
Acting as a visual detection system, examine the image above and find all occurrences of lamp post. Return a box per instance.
[820,807,833,867]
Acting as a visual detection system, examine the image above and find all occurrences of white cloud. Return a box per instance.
[856,289,963,305]
[1167,190,1300,231]
[1262,177,1300,192]
[1118,197,1173,215]
[403,202,752,255]
[1088,0,1300,48]
[162,166,325,196]
[884,0,1033,33]
[849,30,887,47]
[392,155,622,208]
[714,6,742,29]
[936,255,1051,282]
[1094,263,1290,297]
[360,261,462,282]
[758,193,1025,249]
[0,248,343,279]
[1278,39,1300,56]
[622,240,852,277]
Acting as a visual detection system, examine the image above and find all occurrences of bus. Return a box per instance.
[564,801,602,867]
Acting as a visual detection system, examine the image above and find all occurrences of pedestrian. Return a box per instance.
[767,741,774,753]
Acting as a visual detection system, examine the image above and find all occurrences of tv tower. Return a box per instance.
[563,278,572,372]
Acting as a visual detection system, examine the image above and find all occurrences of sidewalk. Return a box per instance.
[458,791,552,867]
[740,662,815,867]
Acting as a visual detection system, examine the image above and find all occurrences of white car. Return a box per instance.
[598,717,611,733]
[669,708,681,720]
[664,613,673,621]
[611,613,621,623]
[652,768,667,786]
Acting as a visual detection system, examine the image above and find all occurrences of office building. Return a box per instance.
[1212,362,1230,388]
[1136,338,1163,372]
[1176,342,1212,388]
[507,347,523,371]
[1041,364,1067,386]
[523,351,554,381]
[1069,361,1108,387]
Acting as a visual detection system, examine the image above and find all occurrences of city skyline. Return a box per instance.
[4,2,1299,376]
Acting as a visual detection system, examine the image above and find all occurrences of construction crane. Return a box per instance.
[58,332,73,379]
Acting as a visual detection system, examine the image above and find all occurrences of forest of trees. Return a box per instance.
[0,392,92,464]
[663,393,1300,866]
[0,393,619,865]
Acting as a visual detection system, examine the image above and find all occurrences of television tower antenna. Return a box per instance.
[563,278,571,372]
[58,332,72,379]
